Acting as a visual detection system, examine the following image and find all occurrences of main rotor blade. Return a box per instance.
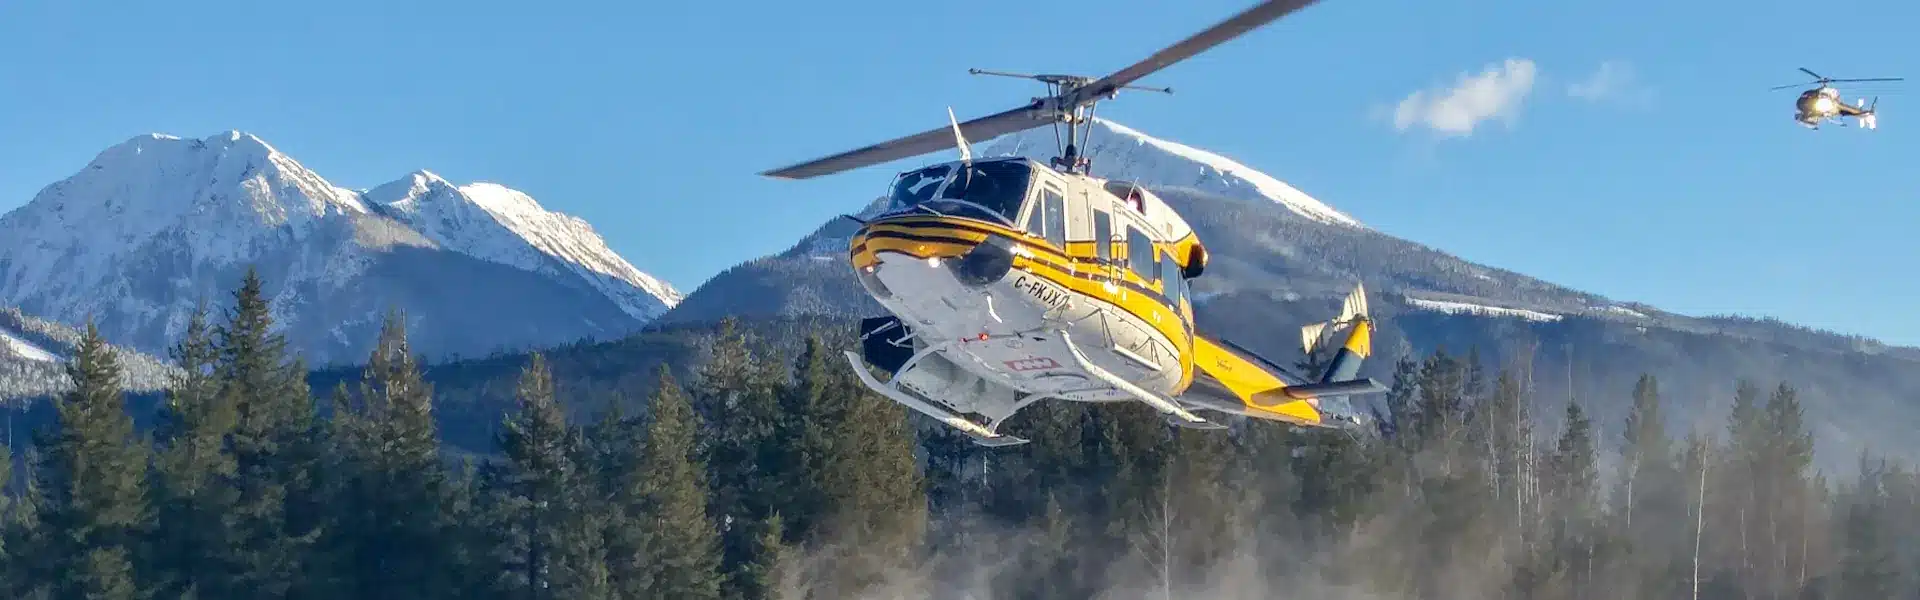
[760,102,1052,180]
[1062,0,1322,107]
[1826,77,1904,83]
[1799,67,1823,80]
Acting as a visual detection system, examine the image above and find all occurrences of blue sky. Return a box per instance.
[2,0,1916,344]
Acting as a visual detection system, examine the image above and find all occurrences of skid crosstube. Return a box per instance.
[841,350,1030,448]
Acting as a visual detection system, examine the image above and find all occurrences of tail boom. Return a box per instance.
[1177,283,1385,428]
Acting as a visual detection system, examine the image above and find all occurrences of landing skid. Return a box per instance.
[1057,331,1226,431]
[841,350,1031,447]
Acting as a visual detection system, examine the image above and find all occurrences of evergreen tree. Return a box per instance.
[691,318,790,598]
[1616,374,1672,523]
[1835,454,1897,599]
[1547,399,1600,597]
[775,336,842,544]
[632,366,723,600]
[483,353,603,599]
[148,300,239,599]
[734,513,796,600]
[833,357,928,553]
[4,447,47,600]
[326,311,457,599]
[31,320,150,600]
[213,267,323,599]
[1757,382,1816,598]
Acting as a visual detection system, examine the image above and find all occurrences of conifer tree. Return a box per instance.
[634,366,723,600]
[816,343,928,596]
[213,267,323,599]
[1617,374,1672,523]
[1546,399,1599,594]
[775,336,841,543]
[1836,454,1898,599]
[327,311,456,599]
[31,320,149,600]
[734,513,796,600]
[3,446,46,600]
[484,353,602,599]
[692,318,789,597]
[148,300,239,599]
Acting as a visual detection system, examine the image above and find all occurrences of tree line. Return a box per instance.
[0,268,1915,600]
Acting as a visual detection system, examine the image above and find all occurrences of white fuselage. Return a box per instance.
[859,244,1183,410]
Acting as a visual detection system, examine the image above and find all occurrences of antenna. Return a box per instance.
[947,107,974,164]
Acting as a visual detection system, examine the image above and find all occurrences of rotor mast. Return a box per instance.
[965,68,1172,174]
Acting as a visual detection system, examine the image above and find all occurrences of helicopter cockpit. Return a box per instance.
[882,158,1034,227]
[1797,88,1839,116]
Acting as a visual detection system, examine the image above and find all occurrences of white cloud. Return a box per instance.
[1567,60,1654,106]
[1392,58,1538,137]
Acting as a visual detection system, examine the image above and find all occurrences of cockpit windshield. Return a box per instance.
[888,165,950,208]
[883,160,1032,225]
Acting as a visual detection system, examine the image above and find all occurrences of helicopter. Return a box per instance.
[757,0,1388,447]
[1773,67,1903,130]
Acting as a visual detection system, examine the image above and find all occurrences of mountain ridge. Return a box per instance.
[0,130,683,365]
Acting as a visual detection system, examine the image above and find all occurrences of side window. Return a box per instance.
[1126,223,1156,282]
[1022,191,1046,238]
[1041,188,1066,249]
[1159,247,1186,306]
[1091,205,1112,263]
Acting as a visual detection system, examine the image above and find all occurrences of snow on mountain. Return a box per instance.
[0,306,176,400]
[1,329,57,363]
[1404,296,1563,322]
[364,171,682,320]
[0,131,681,365]
[978,117,1363,228]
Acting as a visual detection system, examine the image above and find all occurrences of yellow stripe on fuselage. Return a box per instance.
[849,215,1195,391]
[1188,335,1325,425]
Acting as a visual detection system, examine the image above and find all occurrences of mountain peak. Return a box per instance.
[1,130,684,363]
[362,171,683,319]
[979,117,1362,228]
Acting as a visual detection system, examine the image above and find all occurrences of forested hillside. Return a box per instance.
[0,270,1914,600]
[0,306,175,400]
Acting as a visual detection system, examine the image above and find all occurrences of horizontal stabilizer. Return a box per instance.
[1254,378,1388,401]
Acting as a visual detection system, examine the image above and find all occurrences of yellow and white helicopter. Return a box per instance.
[758,0,1387,447]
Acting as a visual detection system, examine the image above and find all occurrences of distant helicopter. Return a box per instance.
[1773,67,1903,130]
[758,0,1388,447]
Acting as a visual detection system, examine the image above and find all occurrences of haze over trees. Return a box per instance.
[0,270,1915,600]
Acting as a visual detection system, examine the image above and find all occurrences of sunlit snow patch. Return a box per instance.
[1406,297,1562,322]
[1,330,59,362]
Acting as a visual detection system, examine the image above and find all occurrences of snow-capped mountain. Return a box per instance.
[979,117,1362,228]
[363,171,681,321]
[0,131,682,366]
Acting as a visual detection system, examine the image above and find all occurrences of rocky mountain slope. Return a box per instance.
[0,131,683,366]
[653,117,1920,473]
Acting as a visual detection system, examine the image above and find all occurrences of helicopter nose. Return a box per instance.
[948,234,1015,287]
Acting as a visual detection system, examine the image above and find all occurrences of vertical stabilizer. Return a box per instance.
[1300,282,1373,384]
